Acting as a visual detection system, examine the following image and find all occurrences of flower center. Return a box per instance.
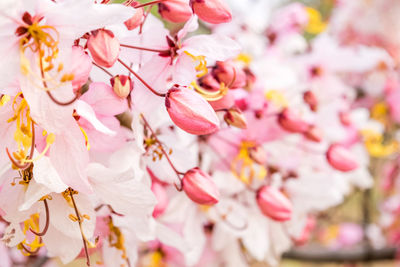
[108,217,128,261]
[18,214,44,256]
[230,141,267,184]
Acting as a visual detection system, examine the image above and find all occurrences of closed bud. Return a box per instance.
[110,75,133,98]
[182,167,220,205]
[249,145,267,165]
[339,111,351,126]
[304,125,322,142]
[199,74,221,91]
[87,29,120,68]
[212,61,246,89]
[326,144,358,172]
[190,0,232,24]
[159,0,192,23]
[124,2,144,30]
[224,107,247,129]
[151,182,169,218]
[256,186,292,221]
[303,90,318,111]
[278,108,309,133]
[165,85,220,135]
[209,93,235,111]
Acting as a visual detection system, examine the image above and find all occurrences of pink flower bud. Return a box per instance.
[151,182,169,218]
[182,167,220,205]
[303,125,322,142]
[165,86,220,135]
[278,108,309,133]
[87,29,120,68]
[256,186,292,221]
[68,46,92,92]
[159,0,192,23]
[339,111,351,126]
[224,107,247,129]
[212,61,246,89]
[326,144,358,172]
[190,0,232,24]
[124,2,144,30]
[303,90,318,112]
[110,75,133,98]
[209,93,235,111]
[293,217,315,246]
[249,145,267,165]
[199,74,221,91]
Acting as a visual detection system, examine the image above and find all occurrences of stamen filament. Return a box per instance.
[140,114,184,190]
[6,120,35,170]
[45,88,81,106]
[30,199,50,236]
[19,242,40,255]
[37,43,80,106]
[69,189,91,266]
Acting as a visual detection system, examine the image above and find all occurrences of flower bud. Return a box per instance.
[278,108,309,133]
[256,186,292,221]
[224,107,247,129]
[182,167,220,205]
[304,125,322,142]
[212,61,246,89]
[124,2,144,30]
[151,182,169,218]
[339,111,351,126]
[303,90,318,112]
[159,0,192,23]
[249,145,267,165]
[199,74,221,91]
[110,75,133,98]
[87,29,120,68]
[190,0,232,24]
[326,144,358,172]
[165,86,220,135]
[68,46,92,92]
[209,93,235,111]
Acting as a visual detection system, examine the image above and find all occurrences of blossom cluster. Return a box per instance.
[0,0,397,266]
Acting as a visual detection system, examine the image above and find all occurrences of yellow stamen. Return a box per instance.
[304,7,327,35]
[21,133,55,164]
[236,53,252,66]
[184,51,208,78]
[231,141,267,184]
[149,251,165,267]
[0,95,10,107]
[361,130,398,157]
[190,81,228,101]
[18,214,44,256]
[79,126,91,151]
[371,101,388,123]
[265,90,288,108]
[108,217,128,260]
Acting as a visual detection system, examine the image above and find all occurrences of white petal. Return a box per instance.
[75,100,116,136]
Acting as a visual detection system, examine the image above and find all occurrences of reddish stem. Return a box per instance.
[135,0,166,8]
[93,61,113,77]
[120,44,169,53]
